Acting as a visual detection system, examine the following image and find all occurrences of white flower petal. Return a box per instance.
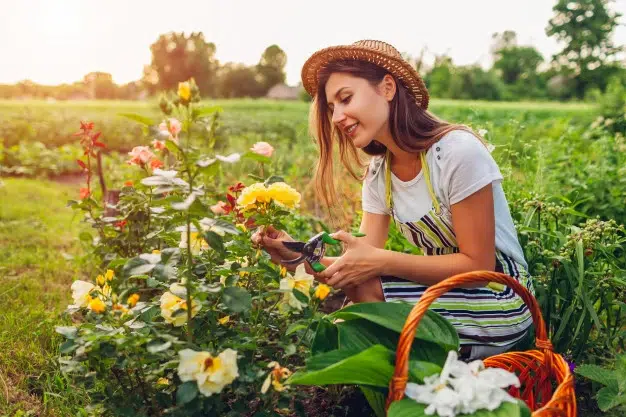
[216,153,241,163]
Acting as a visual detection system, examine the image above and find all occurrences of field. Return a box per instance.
[1,98,624,416]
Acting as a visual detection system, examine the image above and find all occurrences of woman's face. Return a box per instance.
[324,72,393,149]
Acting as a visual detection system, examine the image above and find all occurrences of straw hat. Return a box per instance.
[301,39,429,109]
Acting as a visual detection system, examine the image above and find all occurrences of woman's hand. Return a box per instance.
[316,230,384,289]
[251,225,301,269]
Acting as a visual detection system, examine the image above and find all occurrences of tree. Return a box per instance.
[143,32,219,97]
[493,46,544,85]
[217,63,265,98]
[546,0,623,97]
[256,45,287,94]
[83,72,116,99]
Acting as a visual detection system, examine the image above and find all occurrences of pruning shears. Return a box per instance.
[281,231,366,273]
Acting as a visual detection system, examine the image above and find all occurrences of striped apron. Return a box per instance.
[380,151,534,349]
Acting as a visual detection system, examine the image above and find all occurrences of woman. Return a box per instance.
[253,40,533,359]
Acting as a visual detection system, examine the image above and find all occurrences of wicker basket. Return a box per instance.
[386,271,576,416]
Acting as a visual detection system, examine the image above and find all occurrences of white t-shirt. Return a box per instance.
[362,129,528,270]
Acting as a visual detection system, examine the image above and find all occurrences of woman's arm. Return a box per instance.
[318,184,496,289]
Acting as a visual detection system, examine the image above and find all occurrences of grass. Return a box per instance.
[0,178,88,416]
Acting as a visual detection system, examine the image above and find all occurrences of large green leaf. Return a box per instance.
[287,345,395,387]
[387,398,529,417]
[311,318,338,355]
[338,318,448,364]
[329,302,458,351]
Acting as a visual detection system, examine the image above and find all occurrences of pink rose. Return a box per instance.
[250,141,274,157]
[159,118,181,140]
[151,139,166,151]
[127,146,155,166]
[210,201,229,215]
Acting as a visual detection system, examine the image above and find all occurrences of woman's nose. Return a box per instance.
[331,107,346,125]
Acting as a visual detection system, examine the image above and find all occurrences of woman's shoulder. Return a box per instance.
[432,128,493,164]
[364,154,386,182]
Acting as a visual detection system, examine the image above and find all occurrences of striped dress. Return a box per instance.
[380,151,534,348]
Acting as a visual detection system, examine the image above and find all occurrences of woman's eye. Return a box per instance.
[341,96,351,104]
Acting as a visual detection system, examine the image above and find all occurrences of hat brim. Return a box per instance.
[301,44,429,110]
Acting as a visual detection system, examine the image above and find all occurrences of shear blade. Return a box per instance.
[282,241,306,252]
[281,255,306,265]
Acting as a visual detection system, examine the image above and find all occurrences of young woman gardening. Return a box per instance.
[252,40,534,360]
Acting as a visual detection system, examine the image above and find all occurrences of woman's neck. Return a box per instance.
[375,128,418,166]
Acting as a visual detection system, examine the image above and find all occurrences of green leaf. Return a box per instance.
[176,381,198,405]
[79,232,92,243]
[55,326,78,339]
[204,231,225,252]
[596,386,626,412]
[264,175,285,186]
[575,364,618,388]
[243,151,271,164]
[337,318,447,364]
[311,318,338,355]
[329,302,459,351]
[361,386,386,417]
[287,345,395,387]
[122,257,152,278]
[147,340,172,354]
[59,339,77,354]
[193,105,222,118]
[118,112,155,126]
[222,287,252,313]
[408,361,441,383]
[286,323,308,336]
[292,289,309,305]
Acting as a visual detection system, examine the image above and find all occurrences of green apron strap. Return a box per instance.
[385,150,441,214]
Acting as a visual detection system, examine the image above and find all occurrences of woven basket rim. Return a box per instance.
[385,271,577,416]
[300,40,429,109]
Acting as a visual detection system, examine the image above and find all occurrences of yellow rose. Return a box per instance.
[179,231,210,255]
[70,280,95,308]
[178,81,191,101]
[177,348,239,396]
[160,288,201,327]
[105,269,115,281]
[88,297,106,314]
[314,284,331,300]
[96,274,105,286]
[279,264,314,311]
[236,183,271,211]
[152,249,161,255]
[156,377,170,386]
[267,182,301,209]
[218,316,230,325]
[127,293,140,307]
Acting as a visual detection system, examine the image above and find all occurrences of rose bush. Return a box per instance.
[58,81,346,416]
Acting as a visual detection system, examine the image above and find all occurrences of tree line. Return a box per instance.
[1,0,623,102]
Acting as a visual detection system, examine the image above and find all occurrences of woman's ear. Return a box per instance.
[380,74,397,102]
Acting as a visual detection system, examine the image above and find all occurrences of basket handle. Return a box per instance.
[385,271,553,410]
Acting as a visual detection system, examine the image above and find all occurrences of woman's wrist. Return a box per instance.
[372,248,388,276]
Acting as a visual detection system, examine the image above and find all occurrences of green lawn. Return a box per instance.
[0,178,87,416]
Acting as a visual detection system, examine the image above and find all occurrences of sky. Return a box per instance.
[1,0,625,87]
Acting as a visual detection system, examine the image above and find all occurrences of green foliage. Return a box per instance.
[575,354,626,412]
[546,0,624,97]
